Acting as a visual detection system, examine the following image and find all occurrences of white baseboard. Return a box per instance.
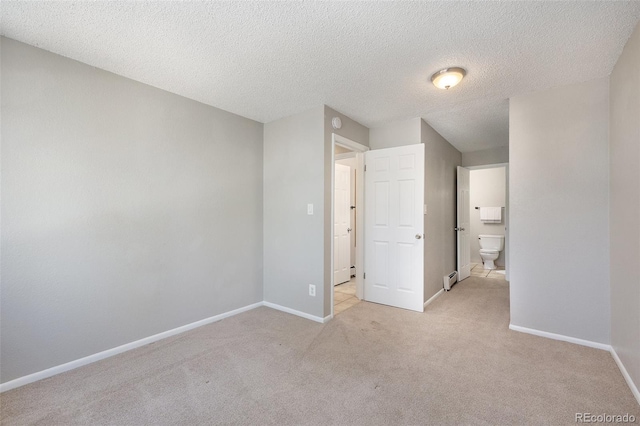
[263,301,330,323]
[610,347,640,406]
[508,324,640,406]
[0,302,263,393]
[424,289,444,309]
[508,324,611,351]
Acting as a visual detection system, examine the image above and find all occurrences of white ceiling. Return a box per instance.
[2,2,640,153]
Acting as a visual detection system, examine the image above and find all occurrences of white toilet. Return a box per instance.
[478,234,505,270]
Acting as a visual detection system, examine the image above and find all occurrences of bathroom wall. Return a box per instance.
[469,167,507,266]
[1,38,264,383]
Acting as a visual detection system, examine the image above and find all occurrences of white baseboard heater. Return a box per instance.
[443,271,458,291]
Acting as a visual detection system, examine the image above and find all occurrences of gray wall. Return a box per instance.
[369,118,421,150]
[322,106,369,316]
[610,22,640,394]
[422,120,462,302]
[0,38,264,383]
[462,146,509,167]
[324,106,370,148]
[263,107,326,318]
[263,105,368,319]
[509,77,610,344]
[469,167,506,265]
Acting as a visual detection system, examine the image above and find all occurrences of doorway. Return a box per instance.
[331,135,367,316]
[331,137,426,317]
[457,164,509,283]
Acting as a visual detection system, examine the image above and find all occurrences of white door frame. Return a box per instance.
[330,134,368,318]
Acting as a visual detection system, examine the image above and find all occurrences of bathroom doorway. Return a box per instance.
[457,164,509,282]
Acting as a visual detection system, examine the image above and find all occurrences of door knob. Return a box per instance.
[415,234,422,239]
[455,227,465,231]
[347,228,352,233]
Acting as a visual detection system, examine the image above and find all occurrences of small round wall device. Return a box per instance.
[332,117,342,130]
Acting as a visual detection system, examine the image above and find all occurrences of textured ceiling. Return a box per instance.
[2,2,640,152]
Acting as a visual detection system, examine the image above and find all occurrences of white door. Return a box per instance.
[334,163,351,285]
[348,166,357,270]
[364,144,424,312]
[456,166,471,281]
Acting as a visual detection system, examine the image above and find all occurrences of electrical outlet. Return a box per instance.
[309,284,316,297]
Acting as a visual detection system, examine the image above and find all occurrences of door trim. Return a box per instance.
[330,134,368,318]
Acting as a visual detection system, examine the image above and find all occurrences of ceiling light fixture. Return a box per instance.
[431,67,466,90]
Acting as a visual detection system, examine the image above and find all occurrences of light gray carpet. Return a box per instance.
[1,277,638,425]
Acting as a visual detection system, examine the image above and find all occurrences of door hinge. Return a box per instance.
[364,165,367,172]
[364,272,366,279]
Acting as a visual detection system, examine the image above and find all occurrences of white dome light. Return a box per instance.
[431,67,466,90]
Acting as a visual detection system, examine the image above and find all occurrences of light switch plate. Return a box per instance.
[307,204,314,215]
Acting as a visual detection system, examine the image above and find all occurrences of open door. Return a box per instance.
[364,144,424,312]
[334,163,351,285]
[456,166,471,281]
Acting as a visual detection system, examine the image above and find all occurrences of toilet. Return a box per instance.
[478,234,505,270]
